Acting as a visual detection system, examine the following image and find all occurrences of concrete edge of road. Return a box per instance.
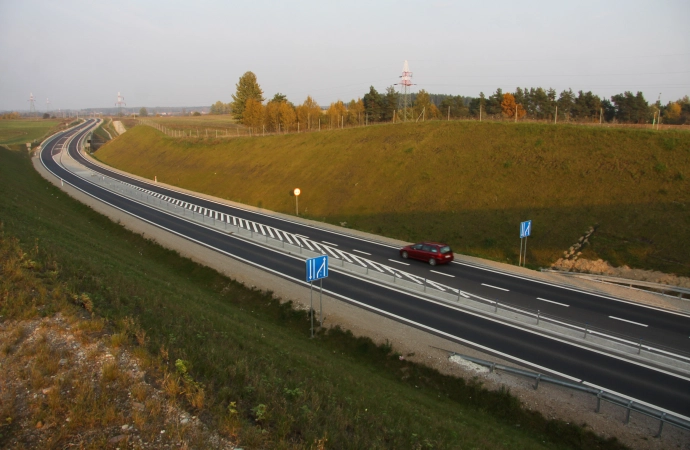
[54,137,690,378]
[78,139,690,316]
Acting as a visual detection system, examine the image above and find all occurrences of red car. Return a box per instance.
[399,242,454,266]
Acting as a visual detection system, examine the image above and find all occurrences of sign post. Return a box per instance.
[519,220,532,267]
[306,255,328,337]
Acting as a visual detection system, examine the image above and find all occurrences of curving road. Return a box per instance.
[40,120,690,418]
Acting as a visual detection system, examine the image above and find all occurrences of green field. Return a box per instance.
[0,119,62,146]
[95,121,690,276]
[0,144,627,448]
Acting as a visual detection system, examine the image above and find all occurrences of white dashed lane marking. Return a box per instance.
[430,270,455,278]
[609,316,648,327]
[536,297,570,307]
[322,241,338,247]
[481,283,509,292]
[389,259,410,266]
[352,249,371,255]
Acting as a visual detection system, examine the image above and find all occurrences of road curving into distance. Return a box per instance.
[40,120,690,418]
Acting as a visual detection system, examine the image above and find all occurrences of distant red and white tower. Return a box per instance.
[28,93,36,117]
[115,92,126,116]
[396,60,415,122]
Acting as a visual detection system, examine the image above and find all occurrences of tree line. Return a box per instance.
[212,71,690,128]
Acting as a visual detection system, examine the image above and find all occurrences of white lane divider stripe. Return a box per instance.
[430,270,455,278]
[609,316,648,327]
[352,249,371,255]
[481,283,509,292]
[537,297,569,307]
[322,241,338,247]
[389,259,410,266]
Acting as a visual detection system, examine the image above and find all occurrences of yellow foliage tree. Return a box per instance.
[296,96,322,130]
[243,98,264,130]
[501,93,527,119]
[347,99,365,125]
[664,102,681,122]
[327,101,348,128]
[279,102,297,132]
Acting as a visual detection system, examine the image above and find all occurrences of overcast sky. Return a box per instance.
[1,0,689,112]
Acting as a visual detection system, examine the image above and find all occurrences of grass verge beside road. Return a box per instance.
[95,120,690,276]
[0,141,628,448]
[0,119,63,147]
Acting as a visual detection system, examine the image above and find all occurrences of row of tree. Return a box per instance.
[214,71,690,127]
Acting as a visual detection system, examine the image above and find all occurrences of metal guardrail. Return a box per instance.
[448,352,690,438]
[57,142,690,375]
[541,269,690,300]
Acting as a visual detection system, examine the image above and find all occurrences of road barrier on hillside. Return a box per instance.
[56,143,690,377]
[449,352,690,438]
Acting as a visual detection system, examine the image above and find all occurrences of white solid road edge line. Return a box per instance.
[609,316,649,327]
[352,249,371,255]
[536,297,570,307]
[431,270,455,278]
[481,283,510,292]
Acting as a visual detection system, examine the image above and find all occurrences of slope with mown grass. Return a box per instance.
[95,121,690,276]
[2,133,628,448]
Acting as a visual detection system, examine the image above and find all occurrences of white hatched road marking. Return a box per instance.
[335,249,353,263]
[482,283,509,292]
[322,241,338,247]
[352,255,371,268]
[430,270,455,278]
[266,227,275,239]
[537,297,570,307]
[609,316,649,327]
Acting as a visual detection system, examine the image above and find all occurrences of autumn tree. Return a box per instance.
[243,98,264,130]
[347,98,365,125]
[414,89,434,120]
[139,107,148,117]
[296,96,322,130]
[278,101,297,131]
[327,101,347,128]
[663,102,681,123]
[231,71,264,122]
[500,93,526,119]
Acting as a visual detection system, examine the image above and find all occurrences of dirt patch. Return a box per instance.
[0,314,235,449]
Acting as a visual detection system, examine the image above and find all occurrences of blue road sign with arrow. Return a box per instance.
[306,255,328,282]
[520,220,532,238]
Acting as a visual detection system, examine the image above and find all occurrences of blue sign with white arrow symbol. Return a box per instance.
[306,255,328,282]
[520,220,532,238]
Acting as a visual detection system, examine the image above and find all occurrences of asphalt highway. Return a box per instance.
[41,120,690,418]
[66,122,690,352]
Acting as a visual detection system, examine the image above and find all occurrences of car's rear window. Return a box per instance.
[440,246,452,254]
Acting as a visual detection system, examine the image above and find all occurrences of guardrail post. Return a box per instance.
[457,290,461,302]
[423,278,426,292]
[595,390,603,412]
[490,363,496,373]
[584,324,589,339]
[625,400,633,424]
[495,301,498,313]
[537,310,540,325]
[533,374,541,390]
[656,412,666,437]
[638,339,642,355]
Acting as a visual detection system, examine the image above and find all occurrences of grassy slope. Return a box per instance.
[0,119,61,146]
[0,143,626,448]
[96,121,690,275]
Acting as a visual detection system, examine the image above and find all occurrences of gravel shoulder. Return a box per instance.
[34,151,690,450]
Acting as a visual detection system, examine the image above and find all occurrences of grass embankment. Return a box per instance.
[143,114,243,134]
[96,121,690,276]
[0,119,63,147]
[0,140,626,447]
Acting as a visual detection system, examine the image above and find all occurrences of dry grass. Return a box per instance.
[96,120,690,275]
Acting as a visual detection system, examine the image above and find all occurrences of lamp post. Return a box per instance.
[293,188,301,215]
